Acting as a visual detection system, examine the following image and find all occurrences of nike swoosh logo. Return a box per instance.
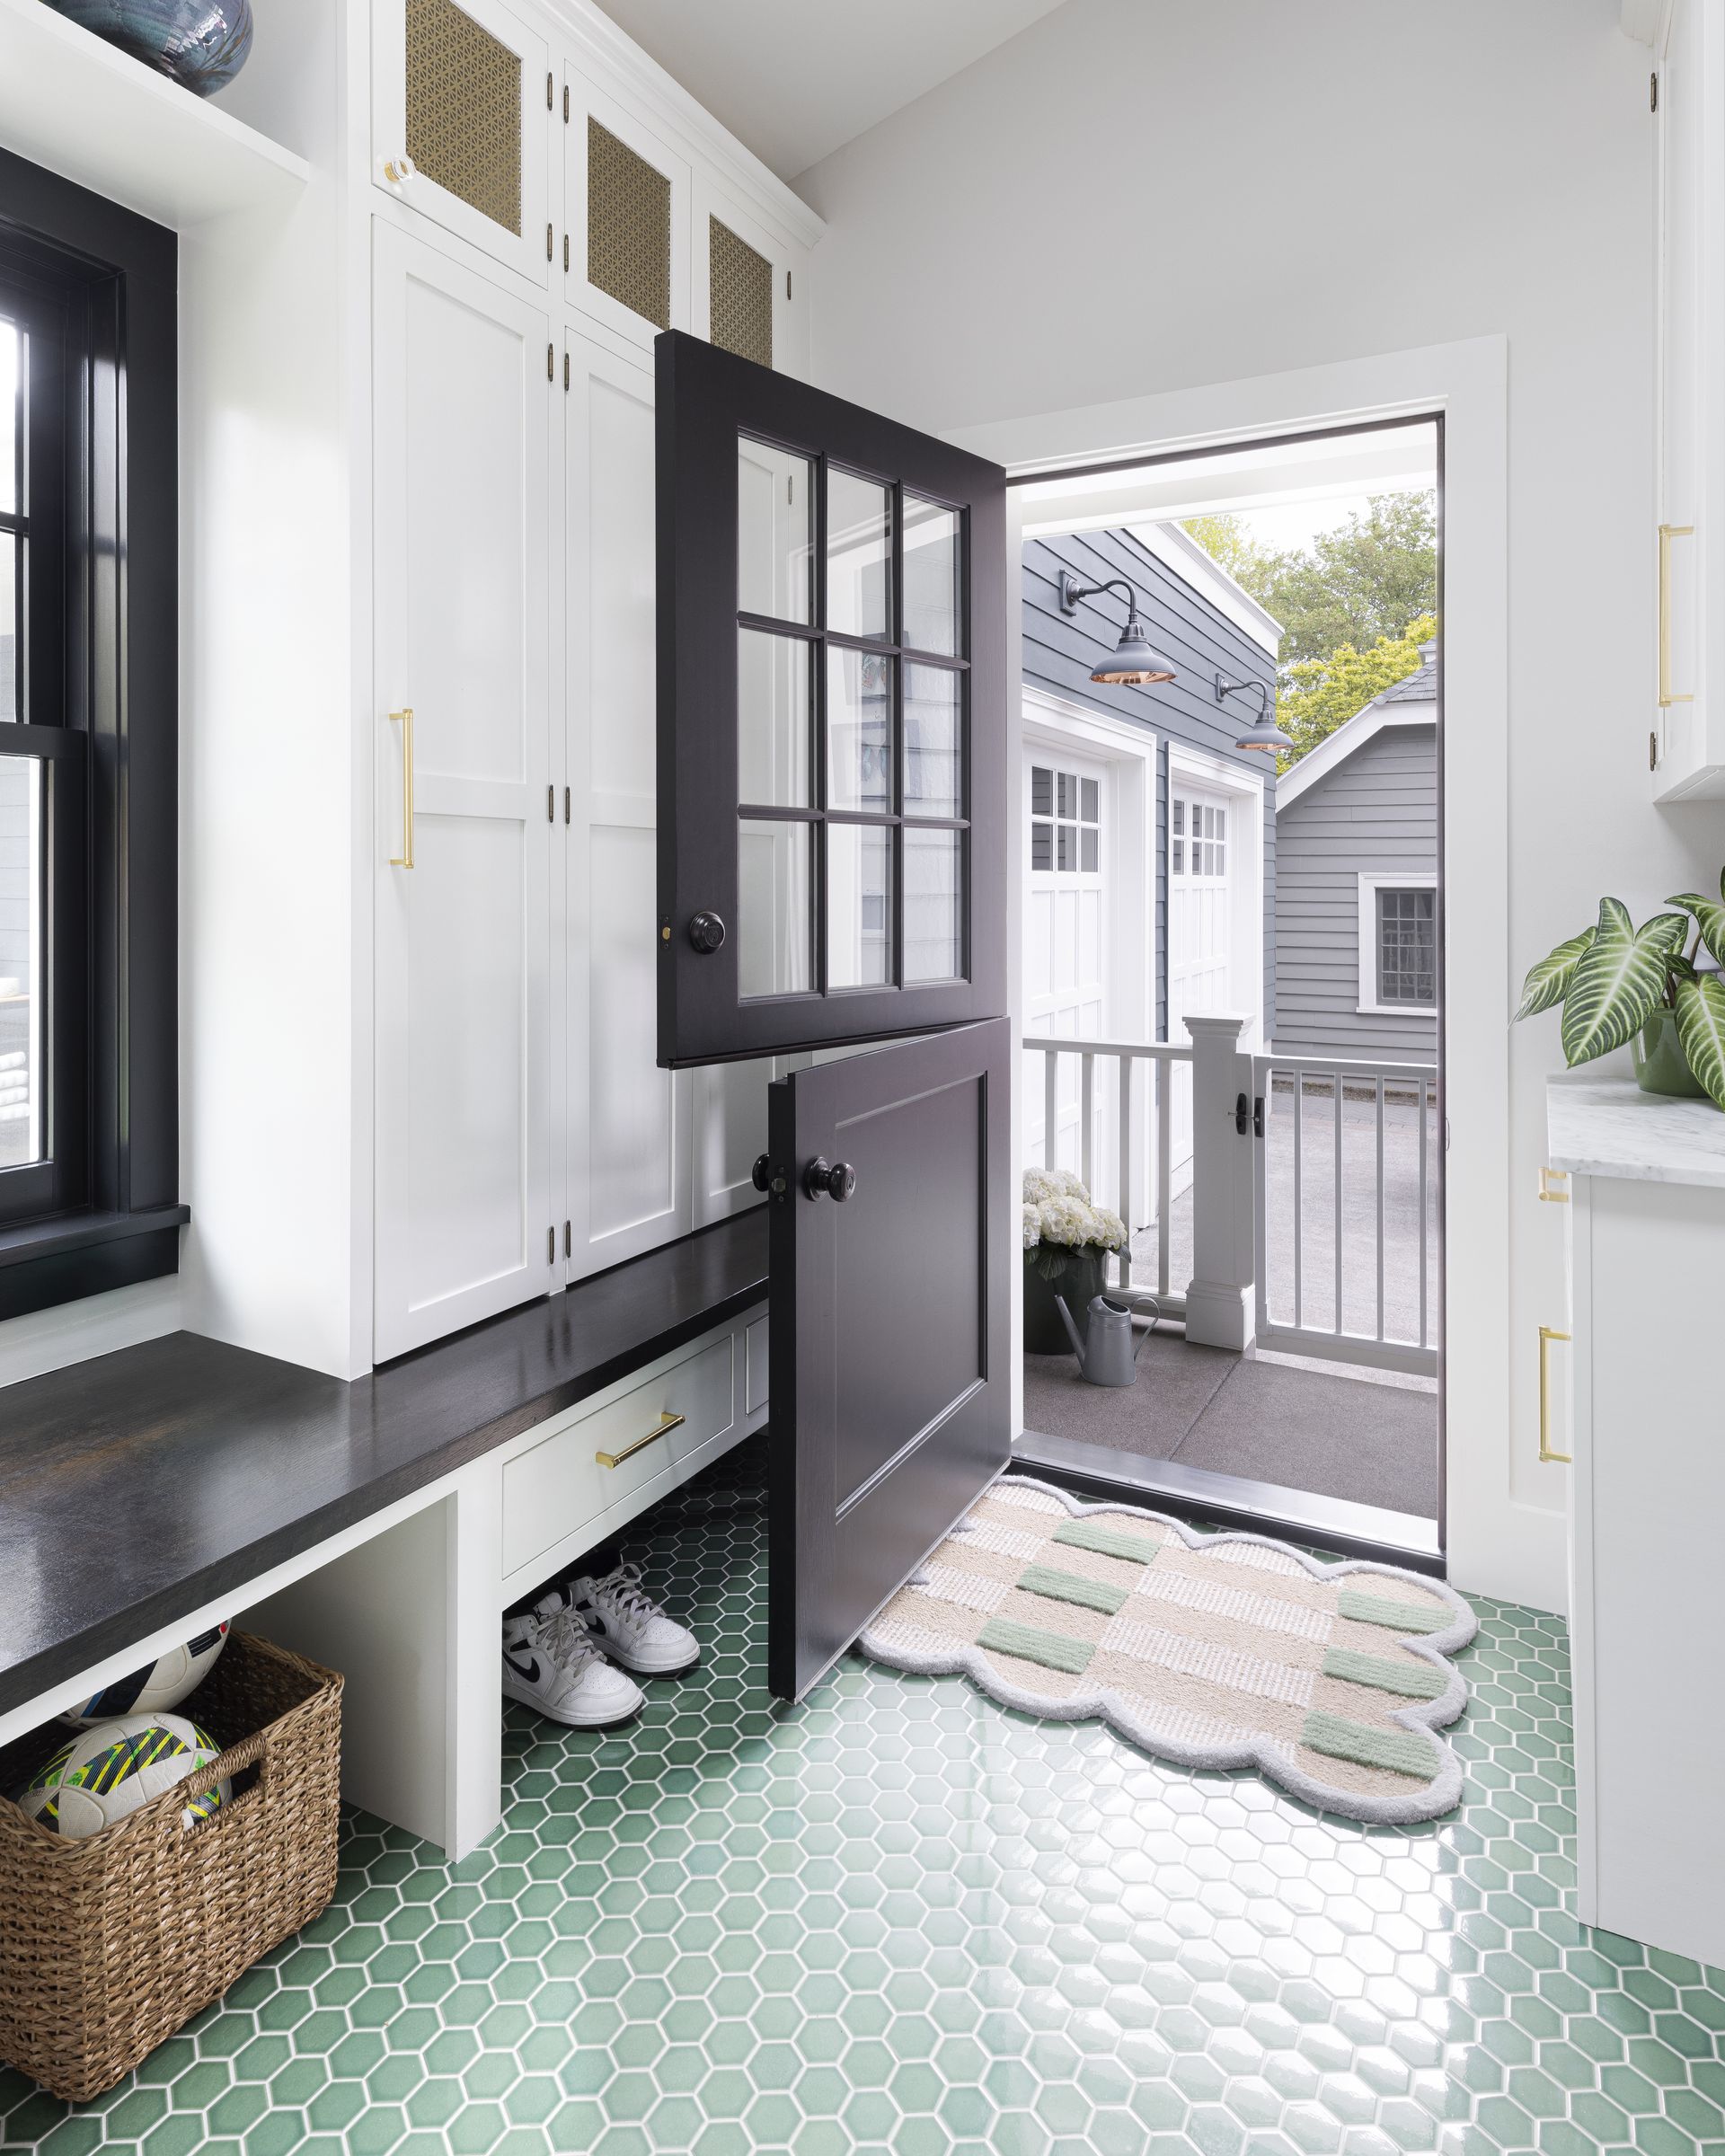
[504,1651,540,1683]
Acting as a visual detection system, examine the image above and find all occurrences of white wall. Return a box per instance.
[796,0,1724,1611]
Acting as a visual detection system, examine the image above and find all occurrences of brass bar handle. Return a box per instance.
[1538,1324,1571,1464]
[1659,523,1694,708]
[389,708,414,868]
[1537,1166,1570,1204]
[596,1409,684,1471]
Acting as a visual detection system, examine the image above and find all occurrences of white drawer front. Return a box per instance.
[501,1333,735,1577]
[745,1315,769,1415]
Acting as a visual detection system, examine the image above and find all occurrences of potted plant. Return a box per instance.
[1514,871,1725,1109]
[1022,1169,1129,1354]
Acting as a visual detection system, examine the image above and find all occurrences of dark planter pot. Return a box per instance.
[46,0,254,96]
[1023,1250,1107,1356]
[1632,1005,1710,1100]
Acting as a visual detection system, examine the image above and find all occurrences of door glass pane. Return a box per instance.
[827,469,892,640]
[1081,828,1098,873]
[0,321,15,517]
[739,818,813,998]
[827,824,891,988]
[902,493,960,654]
[738,438,813,623]
[904,663,960,818]
[1057,826,1074,871]
[0,531,14,722]
[1081,776,1098,822]
[738,628,813,807]
[1031,821,1051,871]
[0,755,41,1167]
[827,647,892,812]
[1031,765,1052,817]
[904,827,961,983]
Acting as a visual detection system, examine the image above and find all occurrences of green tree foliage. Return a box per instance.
[1276,614,1436,771]
[1182,490,1438,767]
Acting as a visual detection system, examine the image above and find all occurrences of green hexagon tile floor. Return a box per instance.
[4,1438,1724,2156]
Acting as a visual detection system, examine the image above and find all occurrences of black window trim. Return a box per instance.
[0,149,186,1321]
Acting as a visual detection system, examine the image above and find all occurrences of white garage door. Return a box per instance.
[1168,781,1233,1173]
[1023,749,1107,1174]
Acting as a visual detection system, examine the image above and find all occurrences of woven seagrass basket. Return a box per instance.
[0,1631,342,2103]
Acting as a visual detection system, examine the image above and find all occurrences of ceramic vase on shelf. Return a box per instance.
[1631,1004,1710,1101]
[45,0,254,97]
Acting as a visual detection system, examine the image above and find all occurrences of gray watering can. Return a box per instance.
[1055,1293,1148,1387]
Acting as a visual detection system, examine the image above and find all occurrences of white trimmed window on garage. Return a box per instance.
[1358,872,1438,1014]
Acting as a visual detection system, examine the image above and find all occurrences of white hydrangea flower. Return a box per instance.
[1022,1169,1057,1206]
[1022,1203,1040,1250]
[1092,1207,1128,1250]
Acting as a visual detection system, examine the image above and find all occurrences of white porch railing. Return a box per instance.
[1022,1033,1191,1309]
[1024,1021,1440,1376]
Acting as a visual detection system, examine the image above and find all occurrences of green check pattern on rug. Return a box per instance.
[860,1477,1476,1824]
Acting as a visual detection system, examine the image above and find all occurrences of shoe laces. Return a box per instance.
[530,1604,605,1672]
[593,1562,661,1628]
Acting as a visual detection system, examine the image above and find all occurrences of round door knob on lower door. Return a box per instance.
[687,911,726,954]
[804,1157,857,1203]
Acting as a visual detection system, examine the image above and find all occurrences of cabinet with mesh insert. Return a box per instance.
[694,180,809,381]
[562,74,690,350]
[371,0,552,287]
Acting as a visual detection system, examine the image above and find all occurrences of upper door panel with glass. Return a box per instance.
[656,331,1005,1067]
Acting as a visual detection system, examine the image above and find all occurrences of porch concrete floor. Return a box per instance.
[1022,1330,1439,1519]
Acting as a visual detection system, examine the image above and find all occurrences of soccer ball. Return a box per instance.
[64,1622,229,1725]
[13,1713,230,1839]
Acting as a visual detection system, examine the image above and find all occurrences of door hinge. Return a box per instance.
[563,84,570,122]
[563,349,571,391]
[548,1225,555,1263]
[1650,728,1659,772]
[547,342,554,382]
[787,474,793,505]
[786,270,792,300]
[563,233,570,273]
[564,785,571,823]
[1651,70,1659,113]
[546,221,553,261]
[564,1221,571,1258]
[546,69,553,110]
[547,784,554,821]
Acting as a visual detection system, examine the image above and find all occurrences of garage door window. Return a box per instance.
[1031,764,1100,875]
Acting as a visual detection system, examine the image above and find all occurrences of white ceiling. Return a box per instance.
[588,0,1071,181]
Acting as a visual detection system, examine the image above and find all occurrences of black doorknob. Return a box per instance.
[804,1156,857,1203]
[751,1154,771,1193]
[687,911,726,954]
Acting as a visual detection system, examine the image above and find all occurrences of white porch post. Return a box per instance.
[1183,1012,1257,1352]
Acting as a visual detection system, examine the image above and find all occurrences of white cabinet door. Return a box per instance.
[372,0,553,288]
[693,179,809,381]
[562,327,692,1275]
[561,70,691,355]
[374,225,555,1359]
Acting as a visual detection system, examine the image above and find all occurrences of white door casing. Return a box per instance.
[374,225,554,1359]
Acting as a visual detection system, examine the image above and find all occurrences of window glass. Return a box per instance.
[827,469,892,640]
[1081,828,1098,874]
[904,827,961,982]
[902,494,960,655]
[1377,887,1437,1005]
[737,437,813,623]
[737,628,813,807]
[1031,765,1052,817]
[738,818,813,998]
[1172,800,1184,835]
[903,663,960,818]
[0,754,41,1165]
[1031,821,1051,872]
[0,319,15,518]
[828,823,892,987]
[0,529,14,724]
[1172,839,1183,875]
[827,648,892,812]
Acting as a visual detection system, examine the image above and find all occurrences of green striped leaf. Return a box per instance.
[1560,901,1688,1067]
[1668,884,1725,969]
[1675,975,1725,1111]
[1513,928,1594,1022]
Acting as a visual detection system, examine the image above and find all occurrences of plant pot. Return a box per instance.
[1023,1249,1107,1355]
[1632,1005,1709,1100]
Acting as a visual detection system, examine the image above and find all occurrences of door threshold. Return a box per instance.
[1012,1428,1445,1575]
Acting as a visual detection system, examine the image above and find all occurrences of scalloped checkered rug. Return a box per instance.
[859,1477,1476,1825]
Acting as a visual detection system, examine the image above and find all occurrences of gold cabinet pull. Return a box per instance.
[1659,523,1694,707]
[596,1410,684,1470]
[1537,1166,1570,1204]
[1538,1325,1571,1464]
[389,708,414,868]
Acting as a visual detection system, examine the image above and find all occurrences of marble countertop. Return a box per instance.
[1546,1071,1725,1188]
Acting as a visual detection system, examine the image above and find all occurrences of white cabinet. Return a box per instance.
[561,68,692,353]
[694,179,810,382]
[373,225,556,1360]
[1551,1077,1725,1965]
[372,0,553,287]
[1652,0,1725,798]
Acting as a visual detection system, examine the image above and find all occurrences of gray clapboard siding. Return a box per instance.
[1022,528,1277,1040]
[1273,719,1438,1060]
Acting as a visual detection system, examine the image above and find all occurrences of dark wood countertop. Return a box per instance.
[0,1212,768,1718]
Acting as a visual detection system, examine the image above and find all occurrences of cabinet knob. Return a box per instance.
[804,1156,856,1203]
[383,154,416,185]
[687,911,726,954]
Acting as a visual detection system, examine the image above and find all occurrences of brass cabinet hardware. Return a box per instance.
[1538,1325,1572,1463]
[388,708,415,867]
[1537,1166,1570,1204]
[564,785,571,823]
[546,221,553,261]
[547,342,554,382]
[383,154,415,184]
[1659,523,1694,706]
[563,84,570,122]
[546,69,553,110]
[1651,728,1659,772]
[547,1225,554,1263]
[563,232,570,273]
[596,1410,685,1469]
[563,349,570,392]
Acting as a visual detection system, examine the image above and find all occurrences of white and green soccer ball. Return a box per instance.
[13,1713,230,1839]
[63,1621,229,1726]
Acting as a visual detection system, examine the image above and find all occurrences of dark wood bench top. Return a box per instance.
[0,1213,768,1718]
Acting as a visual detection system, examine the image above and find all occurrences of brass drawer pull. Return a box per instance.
[1538,1325,1571,1464]
[1659,522,1694,707]
[1537,1166,1570,1204]
[596,1410,684,1470]
[389,707,414,868]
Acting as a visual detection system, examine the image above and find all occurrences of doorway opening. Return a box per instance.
[1012,418,1444,1567]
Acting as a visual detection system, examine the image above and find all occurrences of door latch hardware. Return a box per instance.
[687,911,726,954]
[1252,1095,1264,1138]
[804,1156,856,1203]
[1234,1091,1249,1135]
[752,1153,790,1202]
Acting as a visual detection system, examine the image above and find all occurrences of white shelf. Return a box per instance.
[0,0,308,229]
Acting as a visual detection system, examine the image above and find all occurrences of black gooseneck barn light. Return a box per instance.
[1214,673,1295,755]
[1057,571,1178,685]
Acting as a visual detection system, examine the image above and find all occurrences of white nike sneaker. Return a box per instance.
[500,1604,644,1727]
[552,1562,701,1677]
